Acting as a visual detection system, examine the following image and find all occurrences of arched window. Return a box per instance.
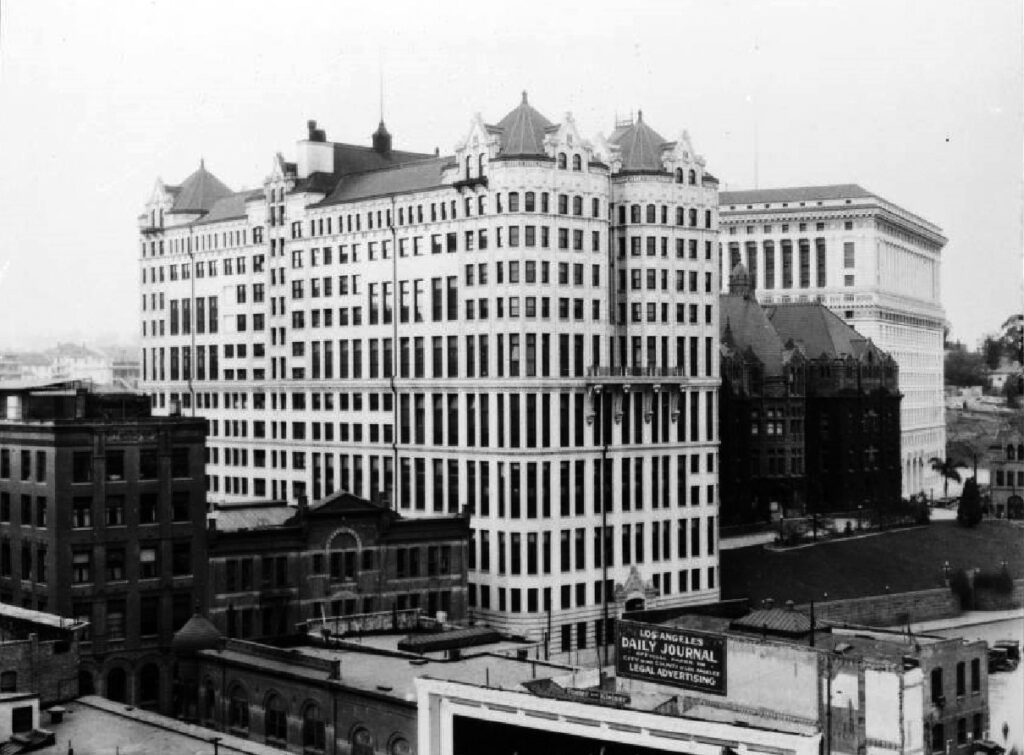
[229,686,250,731]
[557,153,567,169]
[203,680,216,723]
[352,727,374,755]
[630,205,641,224]
[689,208,698,226]
[646,204,656,223]
[389,737,412,755]
[1008,445,1016,461]
[464,156,472,180]
[524,192,535,212]
[572,154,582,171]
[265,693,288,744]
[688,169,697,185]
[477,153,485,177]
[675,168,684,183]
[303,703,326,753]
[106,668,127,703]
[328,532,359,581]
[675,207,684,226]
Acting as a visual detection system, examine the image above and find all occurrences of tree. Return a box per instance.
[944,348,988,387]
[929,456,963,498]
[982,336,1004,371]
[957,477,983,527]
[1003,373,1022,409]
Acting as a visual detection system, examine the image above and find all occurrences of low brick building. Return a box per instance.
[206,491,470,640]
[0,603,85,705]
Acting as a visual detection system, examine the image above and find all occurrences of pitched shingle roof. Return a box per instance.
[314,157,449,207]
[730,608,812,636]
[192,191,250,226]
[608,111,668,172]
[766,303,878,360]
[720,281,786,375]
[720,184,874,206]
[170,160,233,214]
[492,92,555,157]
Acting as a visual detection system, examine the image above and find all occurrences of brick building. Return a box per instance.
[206,491,470,639]
[0,603,85,706]
[988,428,1024,518]
[0,380,207,713]
[719,265,902,523]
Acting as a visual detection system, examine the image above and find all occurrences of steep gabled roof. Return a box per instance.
[720,267,786,375]
[766,303,879,360]
[720,184,874,206]
[310,490,393,518]
[492,92,555,157]
[608,111,668,172]
[170,160,233,214]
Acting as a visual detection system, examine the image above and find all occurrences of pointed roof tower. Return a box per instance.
[372,120,393,155]
[171,159,232,214]
[729,262,754,298]
[607,110,668,172]
[493,91,554,157]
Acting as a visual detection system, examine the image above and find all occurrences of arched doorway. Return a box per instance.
[78,670,94,696]
[106,667,127,703]
[138,664,160,709]
[624,597,645,612]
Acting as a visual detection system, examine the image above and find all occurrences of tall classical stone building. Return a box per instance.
[719,185,946,497]
[138,95,722,651]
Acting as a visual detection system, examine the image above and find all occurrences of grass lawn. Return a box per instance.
[720,519,1023,605]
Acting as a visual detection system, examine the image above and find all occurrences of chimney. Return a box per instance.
[764,598,775,610]
[329,659,342,680]
[785,600,795,611]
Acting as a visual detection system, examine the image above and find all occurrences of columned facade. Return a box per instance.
[719,185,946,498]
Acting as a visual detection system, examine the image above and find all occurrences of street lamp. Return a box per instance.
[942,561,951,585]
[210,736,222,755]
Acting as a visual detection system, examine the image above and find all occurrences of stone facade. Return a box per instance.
[719,186,946,498]
[138,96,723,649]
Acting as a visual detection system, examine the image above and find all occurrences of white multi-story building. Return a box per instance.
[718,185,947,497]
[138,95,721,650]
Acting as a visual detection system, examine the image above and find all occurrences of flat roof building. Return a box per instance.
[0,380,208,714]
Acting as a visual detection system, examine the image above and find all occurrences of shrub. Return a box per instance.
[974,569,1014,594]
[950,569,973,610]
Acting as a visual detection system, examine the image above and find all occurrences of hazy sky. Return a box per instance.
[0,0,1020,349]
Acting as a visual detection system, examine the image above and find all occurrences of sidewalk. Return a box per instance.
[897,608,1024,633]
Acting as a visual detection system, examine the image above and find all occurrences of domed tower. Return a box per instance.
[171,613,223,721]
[372,120,392,155]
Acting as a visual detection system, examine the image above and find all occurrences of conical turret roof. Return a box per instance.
[494,91,554,157]
[171,160,233,214]
[608,111,668,172]
[172,612,223,654]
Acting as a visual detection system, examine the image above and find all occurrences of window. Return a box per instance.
[229,687,250,732]
[72,497,92,528]
[172,542,192,576]
[105,495,125,526]
[105,450,125,481]
[72,551,91,583]
[265,694,288,744]
[303,703,326,753]
[140,547,158,579]
[106,547,126,581]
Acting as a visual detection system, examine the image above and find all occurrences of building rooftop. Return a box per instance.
[607,111,669,172]
[720,184,875,206]
[32,696,281,755]
[169,160,234,215]
[766,303,885,361]
[202,634,576,705]
[0,603,86,633]
[491,91,556,157]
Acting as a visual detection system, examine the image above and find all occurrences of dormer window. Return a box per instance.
[465,156,472,180]
[478,153,486,177]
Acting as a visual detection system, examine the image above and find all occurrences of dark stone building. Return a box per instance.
[720,266,901,524]
[206,491,470,640]
[0,380,207,713]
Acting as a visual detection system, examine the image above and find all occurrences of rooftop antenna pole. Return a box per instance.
[378,49,384,123]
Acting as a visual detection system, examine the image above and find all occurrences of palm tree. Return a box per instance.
[929,457,963,499]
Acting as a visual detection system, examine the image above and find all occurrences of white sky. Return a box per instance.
[0,0,1020,348]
